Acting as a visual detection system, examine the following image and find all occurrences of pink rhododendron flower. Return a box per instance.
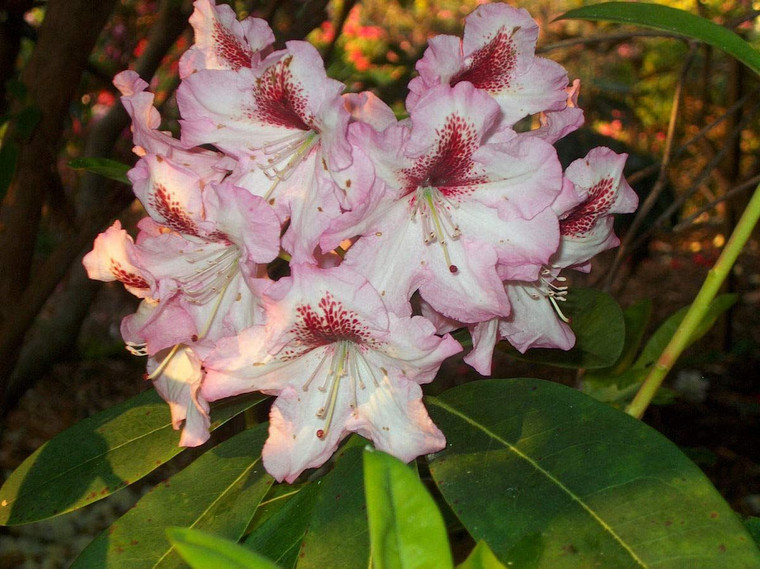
[149,343,211,447]
[82,220,155,299]
[554,146,638,270]
[114,71,235,180]
[177,40,361,261]
[203,264,461,482]
[86,1,638,469]
[464,147,637,374]
[179,0,274,77]
[126,153,280,340]
[529,79,585,144]
[324,82,562,323]
[85,152,280,447]
[407,3,568,126]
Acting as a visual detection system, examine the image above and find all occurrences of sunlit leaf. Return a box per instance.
[68,157,131,184]
[72,423,273,569]
[168,527,281,569]
[363,448,453,569]
[456,541,506,569]
[558,2,760,74]
[0,389,265,525]
[427,379,760,568]
[558,2,760,76]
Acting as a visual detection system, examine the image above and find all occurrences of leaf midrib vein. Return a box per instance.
[429,398,648,569]
[153,456,264,568]
[4,420,179,508]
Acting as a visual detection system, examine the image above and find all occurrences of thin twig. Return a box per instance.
[673,173,760,232]
[538,30,684,53]
[627,99,760,250]
[603,44,697,291]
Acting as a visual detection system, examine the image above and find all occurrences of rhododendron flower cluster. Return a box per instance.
[84,0,637,482]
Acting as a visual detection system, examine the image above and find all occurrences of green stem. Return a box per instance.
[626,182,760,419]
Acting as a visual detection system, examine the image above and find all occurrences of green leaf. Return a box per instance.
[745,517,760,547]
[582,295,735,404]
[0,389,265,525]
[558,2,760,76]
[245,483,307,536]
[244,481,319,568]
[363,448,453,569]
[500,288,625,369]
[456,541,506,569]
[602,299,653,378]
[245,436,370,569]
[427,379,760,568]
[168,527,281,569]
[72,423,273,569]
[634,293,737,369]
[68,157,131,184]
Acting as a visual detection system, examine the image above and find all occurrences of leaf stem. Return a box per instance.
[626,182,760,419]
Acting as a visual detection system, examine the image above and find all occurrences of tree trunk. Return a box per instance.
[0,0,116,410]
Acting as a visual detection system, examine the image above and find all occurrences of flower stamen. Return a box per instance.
[126,342,149,356]
[257,131,320,200]
[530,267,571,323]
[181,245,241,305]
[412,187,461,273]
[146,343,182,381]
[315,342,349,439]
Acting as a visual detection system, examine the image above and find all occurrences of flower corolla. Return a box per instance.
[84,0,636,480]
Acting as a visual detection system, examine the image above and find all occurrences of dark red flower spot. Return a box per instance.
[403,113,485,199]
[250,55,312,130]
[560,176,616,237]
[150,183,200,236]
[288,293,373,353]
[212,21,252,70]
[452,27,518,93]
[110,260,150,290]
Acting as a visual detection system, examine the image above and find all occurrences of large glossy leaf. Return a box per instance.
[363,448,453,569]
[244,482,319,568]
[501,288,625,369]
[0,389,265,525]
[558,2,760,76]
[245,436,370,569]
[168,527,280,569]
[427,379,760,568]
[72,423,273,569]
[68,157,131,184]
